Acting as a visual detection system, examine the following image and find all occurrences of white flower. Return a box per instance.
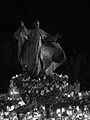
[50,87,53,91]
[41,90,44,95]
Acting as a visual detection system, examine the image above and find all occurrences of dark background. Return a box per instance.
[0,0,90,93]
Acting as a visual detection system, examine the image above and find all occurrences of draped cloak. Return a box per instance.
[14,28,66,76]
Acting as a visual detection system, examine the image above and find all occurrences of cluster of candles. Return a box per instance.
[1,73,90,119]
[6,79,90,101]
[0,105,90,120]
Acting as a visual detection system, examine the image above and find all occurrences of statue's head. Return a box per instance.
[20,20,26,31]
[33,20,40,29]
[20,20,24,26]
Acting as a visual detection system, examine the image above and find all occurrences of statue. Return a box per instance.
[14,20,66,78]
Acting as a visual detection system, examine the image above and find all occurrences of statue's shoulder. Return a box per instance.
[38,28,47,34]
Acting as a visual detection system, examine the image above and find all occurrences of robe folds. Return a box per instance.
[15,28,66,76]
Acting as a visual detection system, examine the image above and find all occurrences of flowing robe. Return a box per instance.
[41,38,66,75]
[17,29,42,76]
[14,27,66,76]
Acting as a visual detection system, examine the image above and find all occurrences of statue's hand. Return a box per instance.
[20,20,25,27]
[56,33,62,39]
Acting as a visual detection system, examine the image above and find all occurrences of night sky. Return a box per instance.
[0,0,90,53]
[0,0,90,92]
[0,1,89,33]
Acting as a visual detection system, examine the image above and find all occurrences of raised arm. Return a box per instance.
[38,28,57,44]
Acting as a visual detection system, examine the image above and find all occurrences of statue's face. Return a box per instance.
[37,23,40,28]
[35,23,39,29]
[37,21,40,26]
[33,20,40,28]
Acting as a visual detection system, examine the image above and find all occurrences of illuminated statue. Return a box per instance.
[14,20,66,78]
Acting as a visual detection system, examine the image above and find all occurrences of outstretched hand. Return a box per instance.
[20,20,25,27]
[56,33,62,39]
